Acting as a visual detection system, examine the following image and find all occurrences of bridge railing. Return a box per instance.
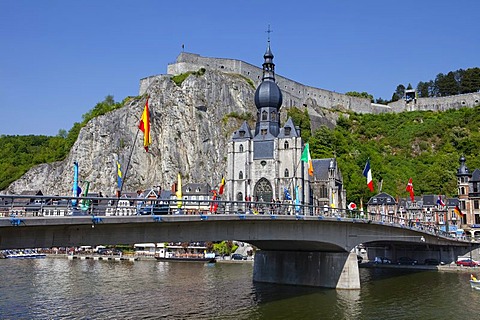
[0,194,458,240]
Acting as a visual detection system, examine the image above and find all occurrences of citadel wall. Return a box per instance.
[139,52,480,115]
[140,52,375,114]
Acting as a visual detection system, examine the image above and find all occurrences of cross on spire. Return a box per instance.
[265,24,273,42]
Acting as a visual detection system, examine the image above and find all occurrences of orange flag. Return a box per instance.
[138,97,151,152]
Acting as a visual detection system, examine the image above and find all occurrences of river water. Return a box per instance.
[0,257,478,319]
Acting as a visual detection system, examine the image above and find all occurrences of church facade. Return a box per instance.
[225,43,345,211]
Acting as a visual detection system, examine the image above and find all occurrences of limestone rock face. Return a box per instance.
[6,70,257,196]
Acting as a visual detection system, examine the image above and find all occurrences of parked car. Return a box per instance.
[456,258,479,267]
[374,256,392,264]
[424,258,440,265]
[397,257,418,265]
[231,253,246,260]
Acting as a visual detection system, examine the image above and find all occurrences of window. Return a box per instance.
[237,192,243,201]
[195,188,201,192]
[239,144,244,152]
[239,130,245,138]
[475,200,479,210]
[239,171,243,179]
[284,141,289,149]
[284,127,291,136]
[271,111,276,121]
[261,129,267,136]
[262,111,267,120]
[284,169,289,178]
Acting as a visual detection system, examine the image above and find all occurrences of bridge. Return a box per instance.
[0,195,476,289]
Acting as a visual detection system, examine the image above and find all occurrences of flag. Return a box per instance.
[406,178,414,201]
[116,160,123,190]
[218,176,225,195]
[454,205,464,218]
[362,159,374,192]
[139,97,151,152]
[210,190,218,213]
[301,143,314,176]
[436,195,445,207]
[294,186,300,212]
[176,173,182,208]
[284,187,292,200]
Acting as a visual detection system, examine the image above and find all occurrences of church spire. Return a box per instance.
[253,26,283,139]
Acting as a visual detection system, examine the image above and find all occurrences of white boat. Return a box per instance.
[470,280,480,290]
[470,275,480,290]
[2,249,46,259]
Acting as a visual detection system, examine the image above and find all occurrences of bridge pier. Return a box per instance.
[253,250,360,289]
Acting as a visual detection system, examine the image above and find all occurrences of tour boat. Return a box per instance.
[153,243,216,263]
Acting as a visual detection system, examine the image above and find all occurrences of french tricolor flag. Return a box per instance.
[363,159,374,192]
[437,195,445,207]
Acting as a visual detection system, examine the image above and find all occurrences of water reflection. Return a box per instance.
[1,259,480,319]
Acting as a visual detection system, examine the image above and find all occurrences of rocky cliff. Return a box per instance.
[6,68,341,196]
[6,70,254,195]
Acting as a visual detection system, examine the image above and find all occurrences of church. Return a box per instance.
[225,42,345,211]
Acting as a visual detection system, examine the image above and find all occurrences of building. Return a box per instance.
[457,155,480,238]
[226,42,344,212]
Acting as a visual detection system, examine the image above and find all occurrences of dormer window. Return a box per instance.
[284,127,291,136]
[271,111,276,121]
[262,111,267,121]
[239,130,245,138]
[261,129,267,136]
[186,188,191,192]
[195,188,201,192]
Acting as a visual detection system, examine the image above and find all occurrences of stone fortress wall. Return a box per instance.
[139,52,479,115]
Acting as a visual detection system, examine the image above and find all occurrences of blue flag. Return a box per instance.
[284,187,292,200]
[117,160,123,190]
[294,186,300,213]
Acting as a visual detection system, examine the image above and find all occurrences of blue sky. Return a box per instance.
[1,0,478,136]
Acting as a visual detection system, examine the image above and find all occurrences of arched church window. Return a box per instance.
[254,178,273,203]
[284,127,291,136]
[284,168,289,178]
[239,171,243,179]
[271,111,276,121]
[239,144,244,152]
[284,141,289,149]
[237,192,243,201]
[262,111,268,121]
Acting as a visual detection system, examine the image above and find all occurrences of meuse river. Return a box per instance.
[0,257,478,319]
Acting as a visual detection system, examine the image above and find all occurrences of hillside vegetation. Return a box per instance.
[304,106,480,204]
[0,95,125,190]
[1,96,479,204]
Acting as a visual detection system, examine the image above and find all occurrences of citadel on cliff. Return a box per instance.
[4,46,479,201]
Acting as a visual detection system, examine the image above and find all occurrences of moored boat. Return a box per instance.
[2,249,46,259]
[153,242,216,263]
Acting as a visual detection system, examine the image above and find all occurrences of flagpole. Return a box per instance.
[119,128,140,195]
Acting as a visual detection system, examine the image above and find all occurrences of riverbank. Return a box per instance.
[361,261,480,273]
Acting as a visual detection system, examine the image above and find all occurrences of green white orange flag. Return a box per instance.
[139,97,151,152]
[301,143,314,176]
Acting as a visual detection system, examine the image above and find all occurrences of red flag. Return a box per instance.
[218,176,225,195]
[406,178,414,201]
[210,190,218,213]
[139,97,151,152]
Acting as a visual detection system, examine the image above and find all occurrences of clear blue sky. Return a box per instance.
[1,0,478,136]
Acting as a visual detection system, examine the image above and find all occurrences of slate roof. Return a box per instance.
[312,159,334,181]
[367,192,396,205]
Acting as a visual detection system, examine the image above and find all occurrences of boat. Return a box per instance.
[153,242,216,263]
[2,249,46,259]
[470,274,480,290]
